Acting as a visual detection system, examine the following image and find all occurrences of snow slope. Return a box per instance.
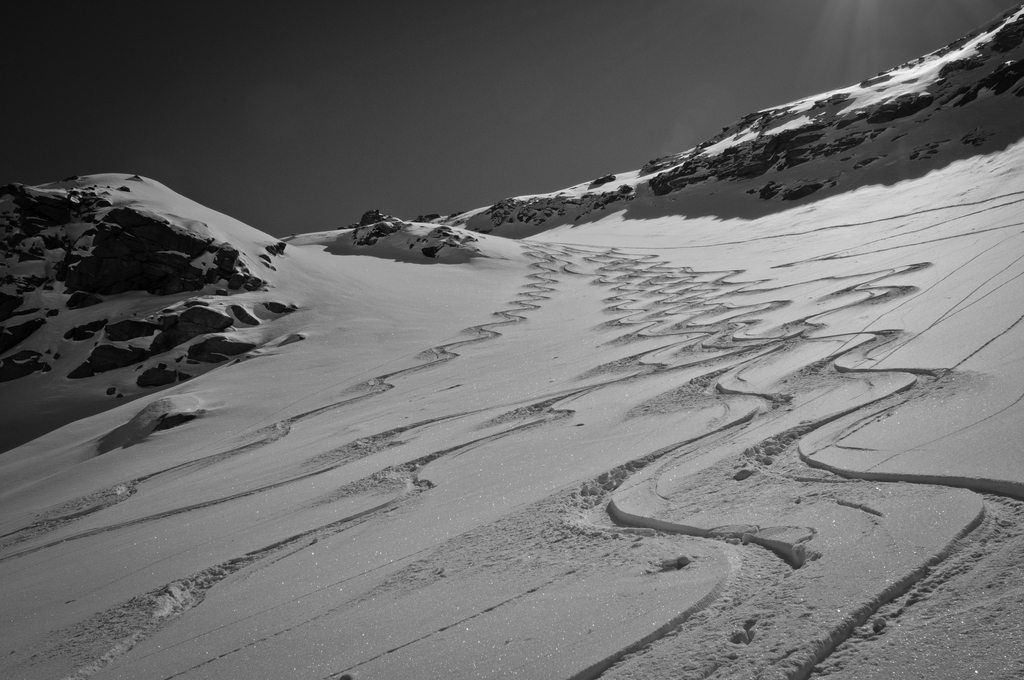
[2,6,1024,680]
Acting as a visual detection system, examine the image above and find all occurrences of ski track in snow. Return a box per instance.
[4,211,1022,680]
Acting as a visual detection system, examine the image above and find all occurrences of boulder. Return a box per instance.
[229,304,260,325]
[0,350,48,382]
[66,291,102,309]
[136,364,179,387]
[105,319,161,341]
[0,293,23,322]
[865,93,933,124]
[263,301,295,314]
[64,318,108,341]
[149,306,234,354]
[0,317,46,354]
[187,336,256,363]
[67,344,148,379]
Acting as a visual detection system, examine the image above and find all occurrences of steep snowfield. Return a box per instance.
[3,6,1024,680]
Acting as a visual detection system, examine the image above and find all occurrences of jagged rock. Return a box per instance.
[352,219,404,246]
[988,14,1024,52]
[0,293,23,322]
[2,185,265,308]
[263,301,295,314]
[0,350,48,382]
[979,58,1024,95]
[105,319,161,341]
[214,246,240,274]
[588,174,616,189]
[782,183,824,201]
[68,344,148,379]
[153,411,202,431]
[66,291,102,309]
[186,336,256,363]
[149,306,234,354]
[865,93,933,124]
[136,364,179,387]
[0,317,46,354]
[354,209,387,227]
[265,241,287,256]
[939,55,988,79]
[63,207,212,295]
[64,318,108,341]
[230,304,260,325]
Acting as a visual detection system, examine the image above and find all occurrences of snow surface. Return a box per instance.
[3,6,1024,680]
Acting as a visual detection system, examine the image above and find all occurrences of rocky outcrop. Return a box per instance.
[64,319,108,341]
[230,304,260,325]
[149,306,235,355]
[68,345,148,379]
[455,184,635,236]
[0,181,269,365]
[0,293,23,322]
[0,317,46,354]
[0,350,48,382]
[864,92,933,124]
[263,301,296,314]
[639,15,1024,206]
[186,336,256,363]
[136,364,191,388]
[105,319,160,342]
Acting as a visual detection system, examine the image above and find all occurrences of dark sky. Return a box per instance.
[4,1,1018,237]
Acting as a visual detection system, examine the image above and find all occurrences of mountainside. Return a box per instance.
[2,6,1024,680]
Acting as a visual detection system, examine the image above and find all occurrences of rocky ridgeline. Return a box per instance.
[0,179,293,385]
[63,298,296,387]
[644,10,1024,200]
[414,8,1024,236]
[347,210,480,258]
[449,182,635,236]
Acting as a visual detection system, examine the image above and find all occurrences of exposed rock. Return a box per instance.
[354,209,387,227]
[352,219,404,246]
[987,14,1024,53]
[865,93,934,124]
[263,301,296,314]
[153,411,202,431]
[588,174,616,189]
[186,336,256,363]
[136,364,180,387]
[68,344,148,379]
[230,304,260,325]
[0,317,46,354]
[782,183,825,201]
[64,318,108,341]
[265,241,287,256]
[938,55,988,79]
[149,306,234,354]
[459,186,634,235]
[0,350,48,382]
[1,183,267,309]
[105,319,161,341]
[66,292,102,309]
[0,293,23,322]
[979,58,1024,95]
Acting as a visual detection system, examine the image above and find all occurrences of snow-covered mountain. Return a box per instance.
[2,5,1024,679]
